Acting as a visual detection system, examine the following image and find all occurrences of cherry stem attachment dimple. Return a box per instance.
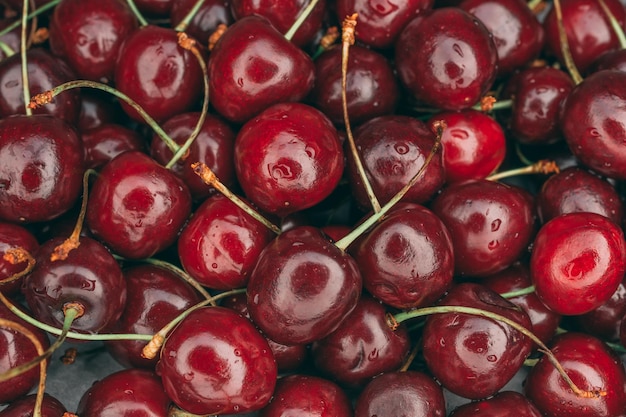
[174,0,206,32]
[553,0,583,84]
[284,0,320,41]
[486,159,559,181]
[598,0,626,49]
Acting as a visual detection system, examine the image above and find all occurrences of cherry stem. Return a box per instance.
[0,0,59,39]
[341,13,381,214]
[390,305,606,399]
[0,39,15,57]
[472,97,513,112]
[399,340,420,372]
[192,162,282,235]
[125,0,148,26]
[140,257,215,304]
[527,0,547,14]
[0,247,36,286]
[311,26,339,60]
[553,0,583,84]
[174,0,206,32]
[598,0,626,49]
[141,288,247,360]
[334,122,444,251]
[165,33,209,169]
[0,317,46,417]
[514,141,536,166]
[284,0,320,41]
[605,341,626,354]
[524,357,539,367]
[499,285,536,299]
[208,23,227,51]
[28,80,181,154]
[486,159,559,181]
[21,0,32,116]
[168,404,214,417]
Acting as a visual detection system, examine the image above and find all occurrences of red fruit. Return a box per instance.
[0,222,39,296]
[169,0,234,46]
[80,123,145,170]
[449,391,542,416]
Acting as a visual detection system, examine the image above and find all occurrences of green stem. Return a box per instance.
[141,257,214,303]
[174,0,206,32]
[598,0,626,49]
[284,0,320,41]
[472,98,513,112]
[0,39,15,58]
[0,0,60,39]
[500,285,536,299]
[553,0,583,84]
[125,0,148,26]
[21,0,31,116]
[605,341,626,354]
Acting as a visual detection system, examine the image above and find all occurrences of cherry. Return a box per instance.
[311,44,399,126]
[0,16,22,62]
[81,123,145,170]
[246,226,362,345]
[76,369,171,416]
[77,90,127,132]
[525,332,626,416]
[536,166,623,225]
[354,370,446,417]
[311,295,411,388]
[48,0,138,82]
[421,282,533,399]
[133,0,174,17]
[234,102,344,217]
[0,393,66,417]
[0,115,84,224]
[259,374,352,417]
[589,48,626,74]
[395,7,498,111]
[429,179,535,277]
[560,69,626,180]
[428,109,506,183]
[114,24,203,123]
[0,222,39,296]
[449,390,542,416]
[169,0,234,47]
[105,263,203,370]
[156,306,277,415]
[177,194,275,290]
[345,115,445,210]
[85,150,192,260]
[459,0,544,76]
[208,15,315,123]
[334,0,434,49]
[576,277,626,342]
[23,236,127,334]
[530,212,626,315]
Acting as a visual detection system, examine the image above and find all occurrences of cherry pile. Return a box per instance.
[1,0,626,416]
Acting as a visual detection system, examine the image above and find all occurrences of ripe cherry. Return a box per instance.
[81,123,145,170]
[169,0,234,47]
[576,277,626,342]
[0,393,66,417]
[449,390,542,416]
[0,222,39,296]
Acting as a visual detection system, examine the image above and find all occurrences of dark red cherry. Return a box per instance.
[449,390,542,416]
[81,123,145,170]
[346,115,445,210]
[150,112,236,201]
[86,151,192,259]
[0,222,39,295]
[134,0,173,16]
[234,102,344,217]
[459,0,544,76]
[430,179,535,277]
[48,0,138,82]
[395,7,498,110]
[170,0,234,47]
[576,277,626,342]
[507,66,574,145]
[23,236,126,334]
[157,306,277,415]
[354,203,454,310]
[76,369,171,416]
[530,212,626,315]
[0,393,66,417]
[177,194,275,290]
[525,332,626,417]
[560,69,626,180]
[0,115,84,224]
[311,296,411,388]
[105,263,203,369]
[589,48,626,73]
[428,109,506,183]
[246,226,362,345]
[114,25,203,123]
[208,15,315,123]
[77,90,127,132]
[230,0,326,47]
[311,44,399,126]
[536,166,623,225]
[543,0,626,74]
[354,370,446,417]
[259,374,352,417]
[422,283,533,399]
[335,0,434,49]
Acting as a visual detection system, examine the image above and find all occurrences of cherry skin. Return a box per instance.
[395,7,498,110]
[81,123,145,170]
[234,102,344,217]
[208,15,315,123]
[157,306,277,415]
[449,391,542,416]
[429,179,535,277]
[114,25,203,123]
[0,222,39,296]
[311,295,411,388]
[85,150,192,259]
[422,282,533,399]
[576,277,626,342]
[0,115,84,224]
[0,393,66,417]
[259,374,352,417]
[77,90,127,132]
[48,0,138,82]
[530,212,626,315]
[354,370,446,417]
[246,226,362,345]
[133,0,173,16]
[169,0,234,47]
[525,332,626,417]
[76,369,171,416]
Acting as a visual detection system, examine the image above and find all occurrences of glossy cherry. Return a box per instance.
[0,222,39,296]
[85,150,192,259]
[234,102,344,217]
[576,277,626,342]
[157,306,277,415]
[246,226,362,345]
[208,15,315,123]
[77,90,127,132]
[81,123,145,170]
[0,115,84,224]
[0,393,66,417]
[169,0,234,47]
[530,212,626,315]
[449,391,542,416]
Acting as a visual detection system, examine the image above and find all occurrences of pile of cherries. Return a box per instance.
[2,0,626,416]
